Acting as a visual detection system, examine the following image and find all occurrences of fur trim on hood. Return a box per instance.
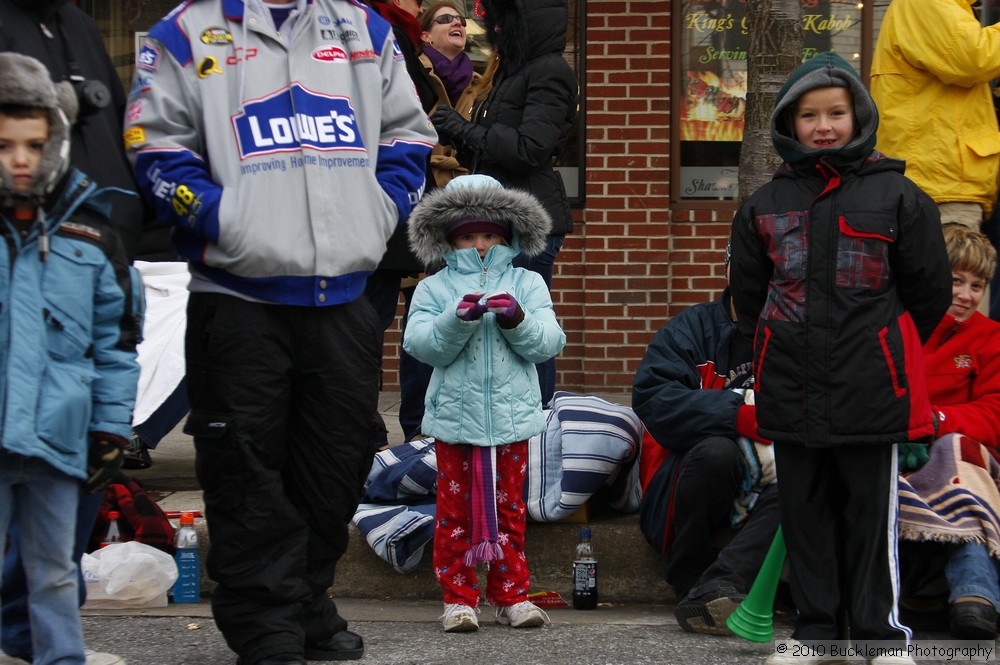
[0,52,78,206]
[407,174,552,266]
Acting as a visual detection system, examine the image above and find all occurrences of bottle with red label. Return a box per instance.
[101,511,122,547]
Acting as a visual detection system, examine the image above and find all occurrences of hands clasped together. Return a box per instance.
[456,292,525,329]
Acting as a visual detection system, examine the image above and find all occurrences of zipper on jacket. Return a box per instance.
[483,305,494,441]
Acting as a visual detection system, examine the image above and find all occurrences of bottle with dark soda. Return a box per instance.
[572,526,598,609]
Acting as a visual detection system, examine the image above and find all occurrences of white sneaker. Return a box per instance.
[85,650,126,665]
[867,657,916,665]
[440,603,479,632]
[765,640,848,665]
[494,600,548,628]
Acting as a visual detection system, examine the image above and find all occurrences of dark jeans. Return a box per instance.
[512,235,564,407]
[1,489,104,658]
[665,436,779,601]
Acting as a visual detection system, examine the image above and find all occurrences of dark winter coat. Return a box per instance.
[464,0,578,236]
[0,0,148,260]
[631,290,754,554]
[729,52,953,447]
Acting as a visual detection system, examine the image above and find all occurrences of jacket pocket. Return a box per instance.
[837,214,895,290]
[183,410,246,513]
[967,132,1000,158]
[37,360,93,454]
[754,326,773,394]
[43,305,91,361]
[877,326,908,398]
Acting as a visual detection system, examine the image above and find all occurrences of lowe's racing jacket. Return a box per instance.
[124,0,436,306]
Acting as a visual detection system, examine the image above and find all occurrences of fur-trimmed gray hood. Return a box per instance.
[0,52,78,206]
[407,175,552,266]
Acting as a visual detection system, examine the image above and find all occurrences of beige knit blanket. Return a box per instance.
[898,433,1000,559]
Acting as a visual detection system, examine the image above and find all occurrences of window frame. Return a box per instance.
[669,0,879,210]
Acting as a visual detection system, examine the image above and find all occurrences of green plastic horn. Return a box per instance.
[726,526,786,643]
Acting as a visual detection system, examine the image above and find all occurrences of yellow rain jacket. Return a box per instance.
[871,0,1000,217]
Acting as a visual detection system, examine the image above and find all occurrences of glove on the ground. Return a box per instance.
[456,292,488,321]
[486,293,524,329]
[84,433,128,494]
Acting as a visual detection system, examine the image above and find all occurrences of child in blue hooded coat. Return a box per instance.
[404,174,566,633]
[0,52,142,665]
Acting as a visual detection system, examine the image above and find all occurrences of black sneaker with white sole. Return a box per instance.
[674,588,746,636]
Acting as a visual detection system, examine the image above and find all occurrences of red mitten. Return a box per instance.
[736,405,772,445]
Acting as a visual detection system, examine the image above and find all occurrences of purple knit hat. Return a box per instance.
[446,218,512,243]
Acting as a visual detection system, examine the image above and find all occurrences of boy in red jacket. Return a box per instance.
[920,223,1000,639]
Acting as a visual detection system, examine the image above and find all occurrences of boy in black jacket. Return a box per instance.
[729,52,952,664]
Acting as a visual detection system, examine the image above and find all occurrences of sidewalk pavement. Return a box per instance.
[77,393,962,664]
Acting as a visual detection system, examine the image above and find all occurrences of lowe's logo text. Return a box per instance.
[232,85,363,159]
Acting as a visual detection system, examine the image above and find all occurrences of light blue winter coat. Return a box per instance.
[403,180,565,447]
[0,170,143,480]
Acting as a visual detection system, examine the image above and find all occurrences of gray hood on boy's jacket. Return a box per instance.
[0,52,78,205]
[407,176,552,266]
[770,51,878,165]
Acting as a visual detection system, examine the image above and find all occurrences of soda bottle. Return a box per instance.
[101,511,122,547]
[172,512,201,603]
[572,526,598,610]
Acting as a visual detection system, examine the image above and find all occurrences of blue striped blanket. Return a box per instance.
[352,392,643,572]
[898,433,1000,559]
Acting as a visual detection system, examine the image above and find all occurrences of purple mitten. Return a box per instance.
[486,292,524,329]
[456,292,487,321]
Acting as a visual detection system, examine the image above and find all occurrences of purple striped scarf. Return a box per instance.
[465,446,504,566]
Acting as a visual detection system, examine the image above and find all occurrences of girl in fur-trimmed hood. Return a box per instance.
[406,173,551,266]
[403,174,565,632]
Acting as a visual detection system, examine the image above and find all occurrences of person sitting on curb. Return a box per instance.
[908,224,1000,639]
[633,246,779,635]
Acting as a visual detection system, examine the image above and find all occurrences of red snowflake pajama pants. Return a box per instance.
[433,439,531,607]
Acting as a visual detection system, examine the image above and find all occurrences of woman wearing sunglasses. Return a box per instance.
[419,1,481,188]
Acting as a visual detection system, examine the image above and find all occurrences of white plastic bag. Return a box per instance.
[81,541,178,609]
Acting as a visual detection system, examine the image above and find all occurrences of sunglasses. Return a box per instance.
[432,13,467,26]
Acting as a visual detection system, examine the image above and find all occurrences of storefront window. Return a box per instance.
[674,0,872,203]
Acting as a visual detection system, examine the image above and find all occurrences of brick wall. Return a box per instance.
[381,0,734,398]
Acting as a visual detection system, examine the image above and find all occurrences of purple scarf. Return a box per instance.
[424,46,474,107]
[464,446,504,567]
